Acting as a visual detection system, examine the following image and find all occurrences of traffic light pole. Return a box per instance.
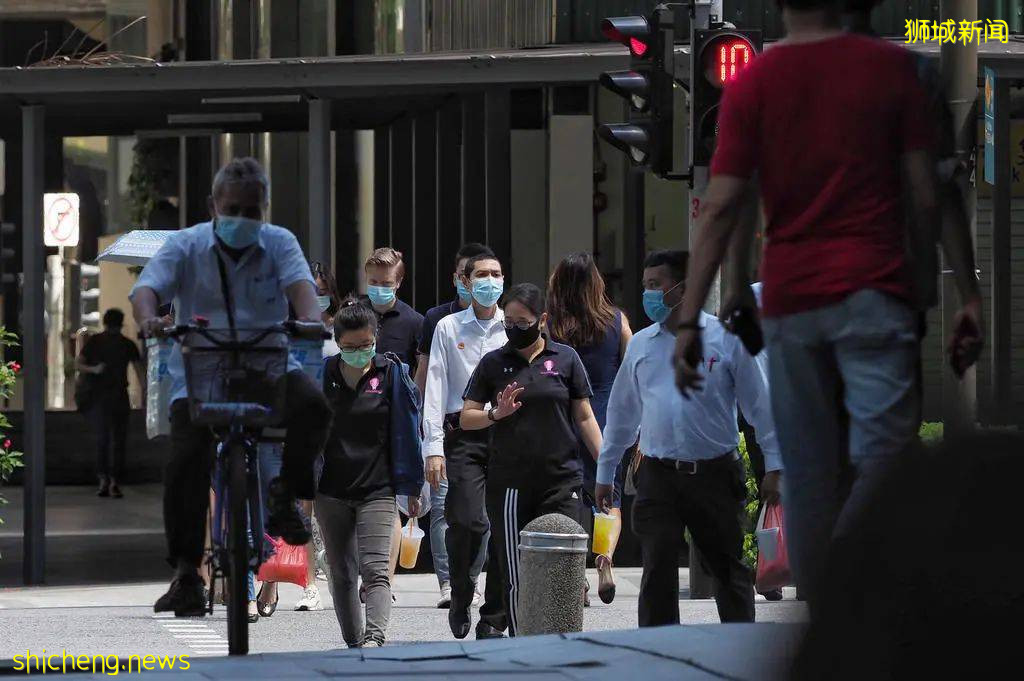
[687,0,719,602]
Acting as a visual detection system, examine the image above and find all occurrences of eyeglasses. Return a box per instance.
[339,343,374,353]
[503,319,536,331]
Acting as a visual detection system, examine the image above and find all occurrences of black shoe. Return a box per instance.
[266,478,311,546]
[97,478,110,497]
[154,574,206,617]
[448,605,471,639]
[475,622,505,640]
[109,482,123,499]
[760,588,784,602]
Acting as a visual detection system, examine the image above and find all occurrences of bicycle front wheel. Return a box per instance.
[226,439,250,655]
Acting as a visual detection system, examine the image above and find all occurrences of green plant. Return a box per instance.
[0,328,23,549]
[738,433,760,570]
[919,421,943,444]
[127,138,178,226]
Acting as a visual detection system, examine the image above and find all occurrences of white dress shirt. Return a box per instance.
[596,311,781,485]
[423,306,507,459]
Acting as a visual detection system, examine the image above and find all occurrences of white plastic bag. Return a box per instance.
[289,338,326,385]
[145,337,173,439]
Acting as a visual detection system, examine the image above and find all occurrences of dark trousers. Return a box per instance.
[163,369,331,569]
[95,399,130,479]
[443,426,506,631]
[486,476,579,636]
[632,454,755,626]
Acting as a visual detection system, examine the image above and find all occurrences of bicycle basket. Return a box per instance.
[181,328,289,427]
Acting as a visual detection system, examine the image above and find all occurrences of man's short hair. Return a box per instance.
[454,243,493,270]
[643,250,688,283]
[212,157,270,205]
[103,308,125,328]
[778,0,840,10]
[365,247,406,280]
[463,252,501,278]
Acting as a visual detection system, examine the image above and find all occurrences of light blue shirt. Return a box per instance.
[130,221,314,402]
[596,311,782,485]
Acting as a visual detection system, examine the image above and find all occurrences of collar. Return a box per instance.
[362,295,401,318]
[651,311,711,338]
[459,306,503,325]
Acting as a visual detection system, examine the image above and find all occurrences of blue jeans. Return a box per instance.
[428,478,486,587]
[762,289,919,615]
[248,442,284,600]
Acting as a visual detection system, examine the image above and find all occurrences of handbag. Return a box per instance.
[755,501,792,592]
[256,534,309,587]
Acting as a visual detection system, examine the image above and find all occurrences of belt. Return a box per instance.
[646,449,739,475]
[443,412,461,433]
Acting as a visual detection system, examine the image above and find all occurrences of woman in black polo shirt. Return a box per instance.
[461,283,603,636]
[315,299,422,648]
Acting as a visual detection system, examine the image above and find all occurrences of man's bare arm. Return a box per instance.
[286,280,320,323]
[132,287,163,337]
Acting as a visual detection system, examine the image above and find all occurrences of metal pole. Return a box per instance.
[307,97,332,269]
[991,75,1012,424]
[21,104,45,585]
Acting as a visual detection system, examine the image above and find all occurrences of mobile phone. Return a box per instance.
[728,305,764,356]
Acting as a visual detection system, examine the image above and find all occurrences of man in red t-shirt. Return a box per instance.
[671,0,962,616]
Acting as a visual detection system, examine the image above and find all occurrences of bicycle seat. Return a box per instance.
[193,402,277,427]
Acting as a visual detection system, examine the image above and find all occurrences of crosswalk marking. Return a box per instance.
[153,613,230,656]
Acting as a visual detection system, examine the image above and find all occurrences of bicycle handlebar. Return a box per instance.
[155,320,329,346]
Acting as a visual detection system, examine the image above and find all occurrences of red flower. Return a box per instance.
[3,439,11,450]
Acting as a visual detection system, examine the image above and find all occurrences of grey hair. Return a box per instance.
[212,157,270,204]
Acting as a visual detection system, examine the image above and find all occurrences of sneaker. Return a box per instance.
[295,584,323,611]
[266,479,311,546]
[97,477,110,498]
[475,621,505,639]
[154,574,205,617]
[361,639,383,648]
[436,582,452,609]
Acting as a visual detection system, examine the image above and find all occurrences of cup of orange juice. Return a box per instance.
[592,511,616,556]
[398,518,425,569]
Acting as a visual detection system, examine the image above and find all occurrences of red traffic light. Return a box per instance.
[701,34,756,89]
[601,16,651,58]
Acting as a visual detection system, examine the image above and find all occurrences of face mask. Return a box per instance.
[340,343,375,369]
[455,276,471,304]
[643,281,683,324]
[506,320,541,349]
[367,285,396,307]
[471,276,503,308]
[214,215,263,250]
[316,295,331,312]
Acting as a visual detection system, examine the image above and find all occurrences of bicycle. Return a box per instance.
[158,318,326,656]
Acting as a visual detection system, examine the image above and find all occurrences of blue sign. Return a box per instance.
[985,67,995,185]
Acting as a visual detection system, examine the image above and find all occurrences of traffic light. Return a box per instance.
[0,222,15,287]
[598,7,675,176]
[690,28,762,167]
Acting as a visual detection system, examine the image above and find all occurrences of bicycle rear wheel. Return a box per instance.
[225,439,250,655]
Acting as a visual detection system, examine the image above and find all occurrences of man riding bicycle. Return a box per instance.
[131,157,332,617]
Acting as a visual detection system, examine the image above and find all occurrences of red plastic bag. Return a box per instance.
[755,502,792,592]
[256,534,308,587]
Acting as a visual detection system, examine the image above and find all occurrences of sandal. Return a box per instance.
[257,582,279,617]
[596,554,617,604]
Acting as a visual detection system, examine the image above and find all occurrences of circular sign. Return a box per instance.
[43,192,80,247]
[702,35,756,90]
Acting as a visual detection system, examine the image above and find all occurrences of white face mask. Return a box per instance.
[316,295,331,312]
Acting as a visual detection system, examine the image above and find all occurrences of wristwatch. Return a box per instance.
[487,406,498,422]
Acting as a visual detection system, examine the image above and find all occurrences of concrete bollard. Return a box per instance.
[516,513,589,636]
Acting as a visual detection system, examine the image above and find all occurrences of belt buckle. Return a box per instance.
[678,460,698,475]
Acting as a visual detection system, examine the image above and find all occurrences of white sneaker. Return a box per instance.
[295,584,323,611]
[362,639,382,648]
[436,582,452,609]
[472,589,482,606]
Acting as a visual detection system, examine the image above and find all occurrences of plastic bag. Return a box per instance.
[755,502,792,592]
[289,338,326,384]
[145,338,173,439]
[257,534,309,587]
[396,481,433,519]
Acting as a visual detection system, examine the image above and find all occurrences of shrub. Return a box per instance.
[0,328,23,556]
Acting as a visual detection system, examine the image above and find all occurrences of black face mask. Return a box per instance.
[507,321,542,349]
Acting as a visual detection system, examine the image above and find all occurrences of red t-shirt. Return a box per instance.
[710,34,931,317]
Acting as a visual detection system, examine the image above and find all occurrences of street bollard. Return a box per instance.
[517,513,589,636]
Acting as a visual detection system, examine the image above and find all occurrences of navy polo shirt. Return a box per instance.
[417,299,462,357]
[463,339,593,487]
[360,296,423,369]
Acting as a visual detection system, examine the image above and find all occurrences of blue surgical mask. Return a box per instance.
[643,282,683,324]
[454,276,471,304]
[471,276,503,308]
[340,343,375,368]
[367,285,396,307]
[214,215,263,250]
[316,295,331,312]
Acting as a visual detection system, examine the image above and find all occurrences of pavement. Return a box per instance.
[0,485,808,678]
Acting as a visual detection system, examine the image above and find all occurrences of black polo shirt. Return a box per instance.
[318,354,394,501]
[417,299,462,357]
[360,296,423,369]
[463,339,593,487]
